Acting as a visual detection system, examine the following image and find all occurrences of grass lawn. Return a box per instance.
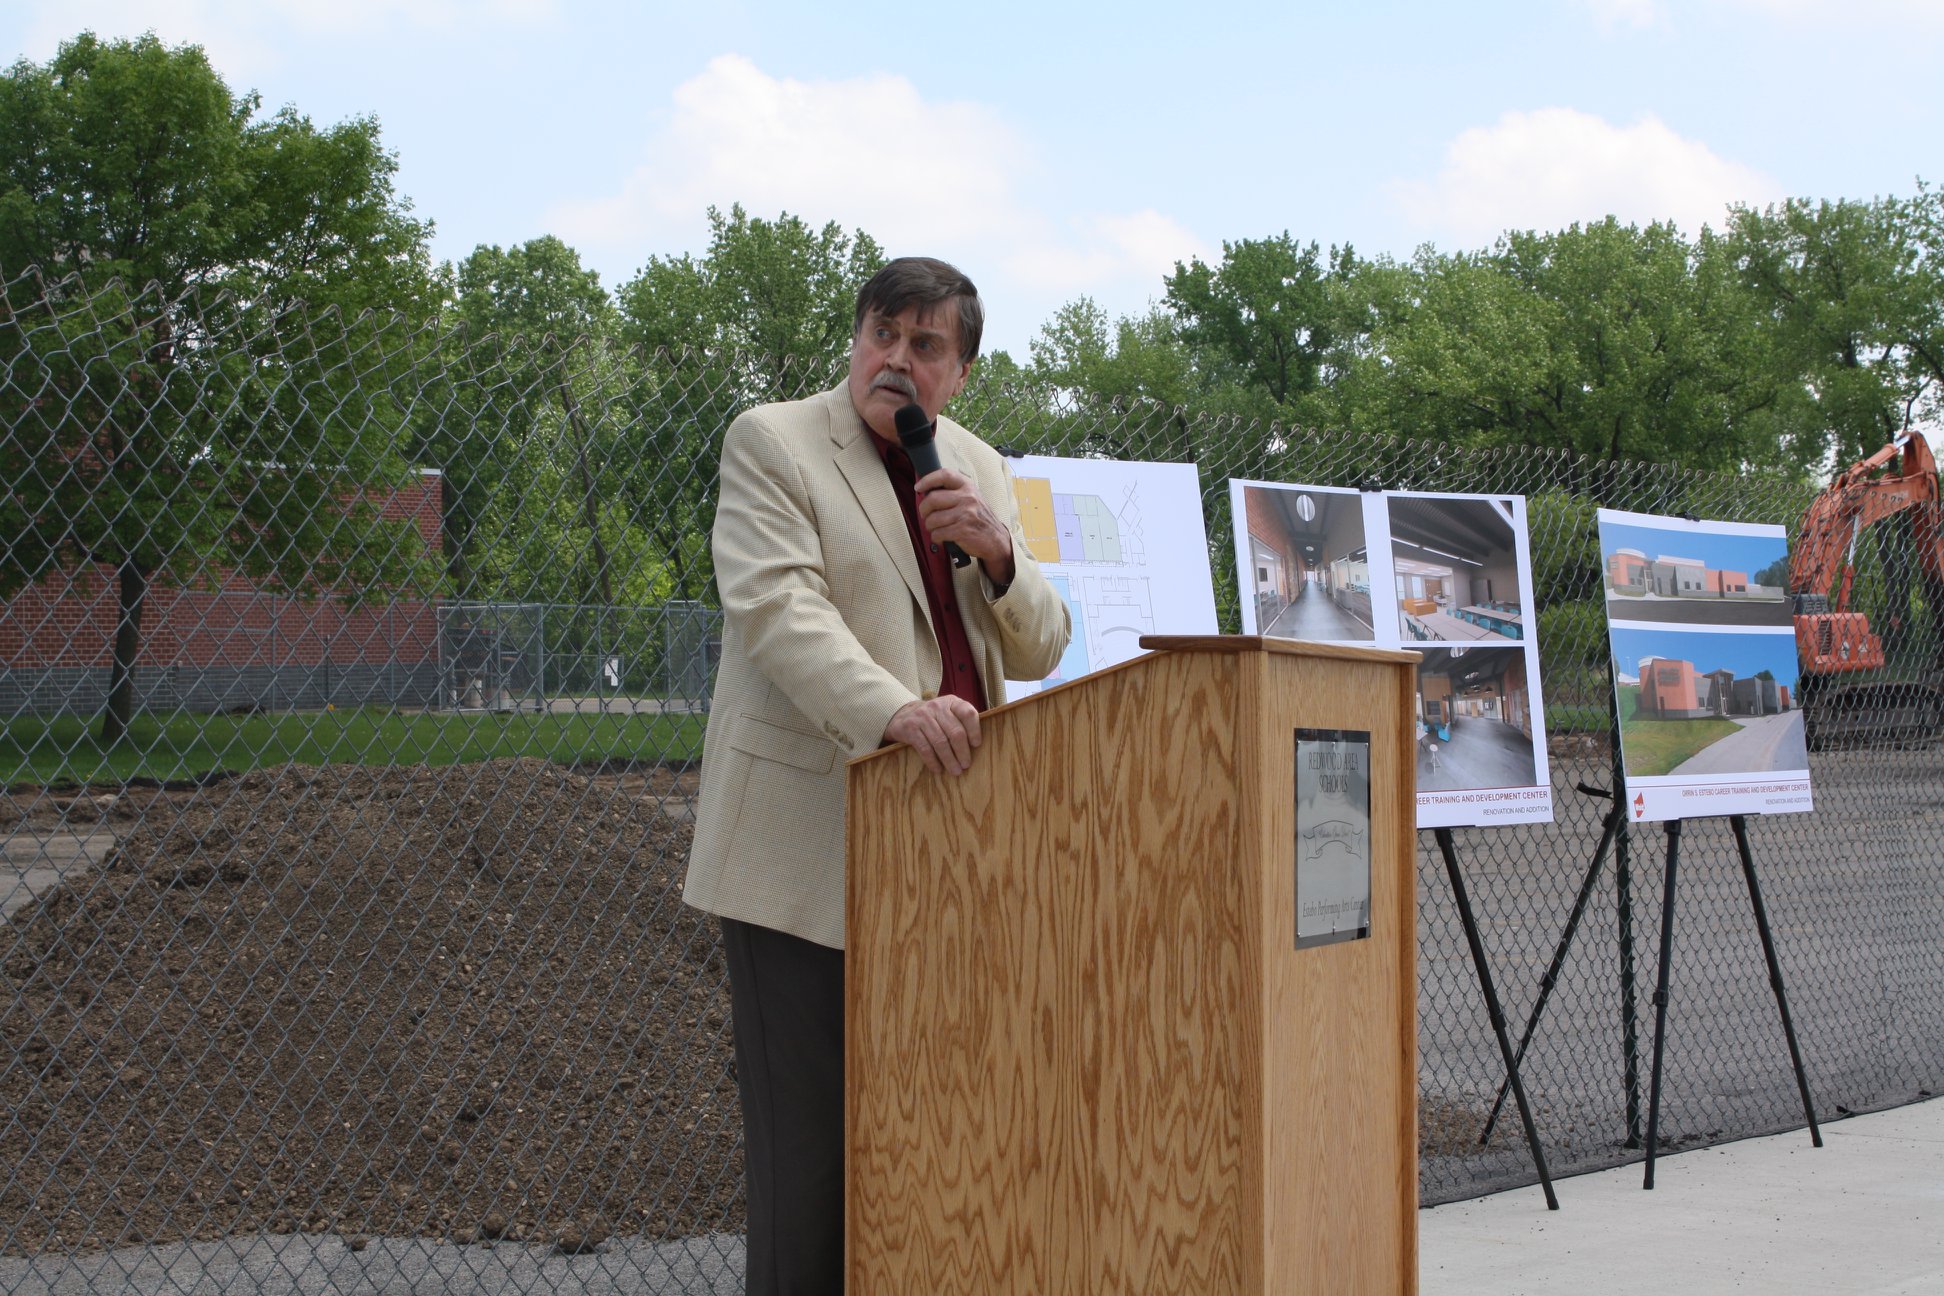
[1,706,707,789]
[1614,685,1742,776]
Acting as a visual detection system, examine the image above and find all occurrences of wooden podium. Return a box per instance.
[846,636,1421,1294]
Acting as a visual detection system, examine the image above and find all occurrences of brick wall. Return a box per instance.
[1,473,444,716]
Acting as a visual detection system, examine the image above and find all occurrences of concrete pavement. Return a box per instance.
[1421,1097,1944,1295]
[0,825,116,920]
[0,1101,1933,1292]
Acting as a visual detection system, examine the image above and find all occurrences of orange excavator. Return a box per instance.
[1790,430,1944,746]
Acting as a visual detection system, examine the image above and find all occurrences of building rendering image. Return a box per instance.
[1597,517,1792,628]
[1611,622,1810,777]
[1240,485,1374,642]
[1607,549,1782,601]
[1388,496,1527,644]
[1635,656,1793,719]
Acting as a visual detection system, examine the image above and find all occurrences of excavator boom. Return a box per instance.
[1790,432,1940,675]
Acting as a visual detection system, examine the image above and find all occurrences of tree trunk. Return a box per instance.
[100,559,150,745]
[558,379,614,608]
[442,480,479,599]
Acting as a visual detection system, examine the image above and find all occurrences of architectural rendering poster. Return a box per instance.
[1598,508,1812,822]
[1230,481,1552,828]
[1002,456,1219,702]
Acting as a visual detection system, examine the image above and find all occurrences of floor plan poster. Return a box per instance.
[1229,480,1552,828]
[1003,456,1218,702]
[1598,508,1812,823]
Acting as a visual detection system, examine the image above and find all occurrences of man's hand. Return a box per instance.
[914,467,1016,587]
[884,695,983,776]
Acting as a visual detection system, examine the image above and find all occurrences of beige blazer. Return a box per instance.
[682,385,1071,949]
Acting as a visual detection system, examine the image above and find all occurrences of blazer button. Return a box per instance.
[921,690,938,701]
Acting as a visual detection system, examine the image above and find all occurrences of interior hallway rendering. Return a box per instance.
[1263,579,1374,640]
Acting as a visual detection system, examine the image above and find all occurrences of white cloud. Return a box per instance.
[546,55,1212,353]
[1393,107,1782,248]
[548,55,1029,255]
[1004,210,1211,296]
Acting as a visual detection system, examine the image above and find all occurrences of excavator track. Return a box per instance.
[1799,678,1944,750]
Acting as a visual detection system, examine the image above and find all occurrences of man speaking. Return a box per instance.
[683,257,1071,1294]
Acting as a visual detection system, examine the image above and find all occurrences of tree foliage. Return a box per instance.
[1350,220,1782,471]
[1721,191,1944,465]
[0,32,438,741]
[431,236,617,601]
[617,204,884,398]
[1038,189,1943,481]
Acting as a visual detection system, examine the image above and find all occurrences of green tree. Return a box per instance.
[1348,220,1781,473]
[438,236,616,602]
[1163,234,1363,419]
[617,204,885,397]
[1022,298,1214,459]
[0,32,438,742]
[612,206,887,600]
[1724,190,1944,465]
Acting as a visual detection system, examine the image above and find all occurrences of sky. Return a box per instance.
[6,0,1941,362]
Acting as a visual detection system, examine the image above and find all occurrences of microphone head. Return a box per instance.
[893,402,933,447]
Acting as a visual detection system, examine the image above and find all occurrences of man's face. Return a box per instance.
[847,304,973,441]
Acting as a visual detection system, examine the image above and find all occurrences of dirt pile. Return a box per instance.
[0,759,739,1254]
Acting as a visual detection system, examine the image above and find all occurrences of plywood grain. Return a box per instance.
[847,640,1417,1294]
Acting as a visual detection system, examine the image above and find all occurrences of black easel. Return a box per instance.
[1431,826,1560,1210]
[1641,813,1823,1188]
[1488,653,1653,1156]
[1480,783,1627,1143]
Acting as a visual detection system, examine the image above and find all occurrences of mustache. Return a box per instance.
[869,371,918,401]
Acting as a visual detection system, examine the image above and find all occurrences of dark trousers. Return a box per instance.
[719,916,845,1296]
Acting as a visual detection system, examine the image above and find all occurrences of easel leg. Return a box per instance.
[1616,818,1643,1148]
[1433,828,1559,1210]
[1643,818,1681,1189]
[1482,799,1624,1143]
[1730,814,1823,1148]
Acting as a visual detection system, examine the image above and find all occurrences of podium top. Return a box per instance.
[849,635,1419,770]
[1139,634,1423,666]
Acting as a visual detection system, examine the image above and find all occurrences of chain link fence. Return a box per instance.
[1,271,1939,1291]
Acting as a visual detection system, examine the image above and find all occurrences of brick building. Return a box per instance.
[1635,655,1794,721]
[1639,656,1706,717]
[1,472,445,719]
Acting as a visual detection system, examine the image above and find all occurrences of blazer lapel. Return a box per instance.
[827,390,928,614]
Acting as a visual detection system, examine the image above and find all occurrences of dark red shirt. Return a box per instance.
[872,434,987,712]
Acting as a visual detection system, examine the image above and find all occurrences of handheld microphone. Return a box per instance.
[894,403,971,568]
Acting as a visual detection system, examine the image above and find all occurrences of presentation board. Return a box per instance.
[1229,480,1552,828]
[1003,456,1220,702]
[1597,508,1813,822]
